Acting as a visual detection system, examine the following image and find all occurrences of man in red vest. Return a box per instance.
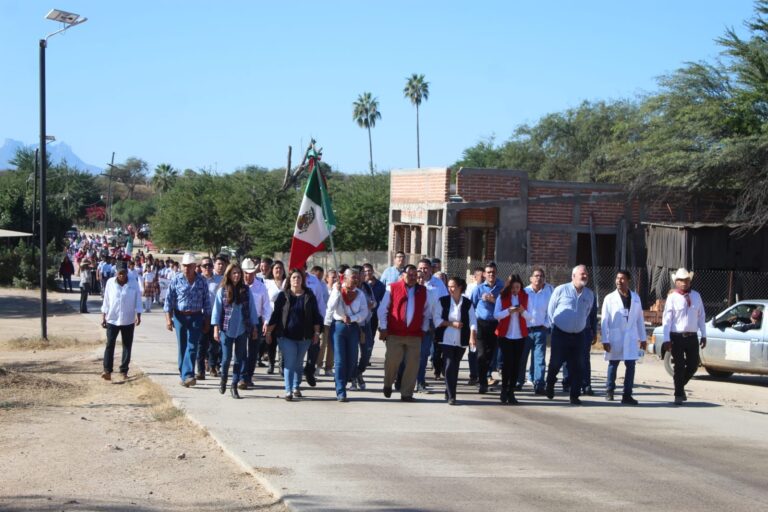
[377,265,432,401]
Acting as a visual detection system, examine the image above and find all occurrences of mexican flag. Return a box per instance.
[288,151,336,270]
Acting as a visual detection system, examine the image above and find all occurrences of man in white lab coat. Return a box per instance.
[600,270,646,405]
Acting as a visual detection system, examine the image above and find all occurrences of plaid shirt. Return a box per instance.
[213,286,252,336]
[163,272,211,316]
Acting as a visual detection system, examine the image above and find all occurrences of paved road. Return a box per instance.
[70,292,768,512]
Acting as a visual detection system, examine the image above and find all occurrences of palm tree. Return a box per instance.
[352,92,382,174]
[151,163,178,194]
[403,73,430,168]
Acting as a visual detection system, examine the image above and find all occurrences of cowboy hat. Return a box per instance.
[672,268,694,281]
[241,258,257,273]
[181,252,197,266]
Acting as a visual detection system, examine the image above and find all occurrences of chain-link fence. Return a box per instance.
[444,258,768,318]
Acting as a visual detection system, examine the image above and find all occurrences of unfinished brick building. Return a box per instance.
[388,167,731,268]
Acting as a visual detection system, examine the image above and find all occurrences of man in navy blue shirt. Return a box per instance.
[470,262,503,394]
[545,265,597,405]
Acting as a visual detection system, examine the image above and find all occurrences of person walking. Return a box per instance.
[380,251,406,288]
[79,259,93,313]
[470,262,503,394]
[266,269,322,401]
[545,265,597,405]
[100,264,142,382]
[601,270,646,405]
[196,256,224,380]
[241,258,271,389]
[264,260,287,374]
[316,268,338,376]
[141,263,157,313]
[434,277,477,405]
[212,263,254,399]
[326,268,369,401]
[521,267,553,394]
[164,252,211,387]
[377,265,431,402]
[493,274,529,404]
[661,268,707,405]
[59,255,74,292]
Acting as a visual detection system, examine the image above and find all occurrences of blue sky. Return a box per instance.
[0,1,757,175]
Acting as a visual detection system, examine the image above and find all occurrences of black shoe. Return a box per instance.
[508,393,519,405]
[582,385,594,396]
[383,386,392,398]
[448,398,457,406]
[545,386,555,400]
[500,388,509,404]
[467,377,478,386]
[605,392,614,401]
[230,383,241,399]
[304,367,317,387]
[257,361,267,367]
[400,396,415,402]
[478,385,488,395]
[219,377,227,395]
[514,383,523,391]
[562,386,571,393]
[570,397,582,405]
[267,364,275,375]
[621,396,639,406]
[534,388,546,396]
[195,372,205,381]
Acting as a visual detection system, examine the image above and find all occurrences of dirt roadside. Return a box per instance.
[0,288,287,512]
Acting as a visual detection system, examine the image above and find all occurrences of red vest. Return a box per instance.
[388,281,427,337]
[495,290,529,339]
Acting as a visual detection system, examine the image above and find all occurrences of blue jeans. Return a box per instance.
[277,337,311,393]
[173,312,204,380]
[355,322,375,377]
[417,330,434,385]
[221,332,247,385]
[606,359,636,397]
[519,328,548,389]
[333,322,360,398]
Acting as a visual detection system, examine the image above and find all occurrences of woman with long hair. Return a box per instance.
[493,274,529,404]
[266,269,322,401]
[263,260,287,374]
[141,263,157,313]
[435,276,477,405]
[212,263,253,399]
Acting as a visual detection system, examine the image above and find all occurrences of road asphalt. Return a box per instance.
[67,292,768,512]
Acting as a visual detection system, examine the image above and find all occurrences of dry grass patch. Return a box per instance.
[0,365,83,410]
[2,335,102,351]
[130,372,187,423]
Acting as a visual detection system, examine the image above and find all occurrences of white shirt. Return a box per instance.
[248,278,272,323]
[601,289,646,360]
[437,296,478,347]
[101,277,142,326]
[427,275,449,298]
[306,273,327,317]
[494,294,529,339]
[662,289,707,342]
[465,281,481,300]
[265,279,286,309]
[524,283,553,328]
[377,285,432,332]
[327,287,369,324]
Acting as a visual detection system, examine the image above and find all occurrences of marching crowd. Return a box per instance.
[82,240,708,407]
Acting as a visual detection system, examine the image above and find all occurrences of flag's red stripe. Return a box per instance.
[288,237,326,270]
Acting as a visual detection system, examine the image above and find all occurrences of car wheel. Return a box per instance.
[704,367,733,379]
[663,351,675,378]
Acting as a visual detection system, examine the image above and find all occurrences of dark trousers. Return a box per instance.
[563,331,593,390]
[476,318,498,390]
[79,282,90,313]
[197,330,220,374]
[104,323,135,374]
[671,333,700,397]
[442,345,466,400]
[62,274,73,291]
[432,335,444,376]
[306,338,320,373]
[499,337,524,392]
[546,326,586,400]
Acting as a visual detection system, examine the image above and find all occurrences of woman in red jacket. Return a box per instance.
[493,274,529,404]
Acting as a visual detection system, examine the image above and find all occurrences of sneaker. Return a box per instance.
[349,380,359,391]
[101,372,111,381]
[337,396,349,402]
[183,377,197,387]
[416,382,429,393]
[257,361,267,367]
[621,396,639,406]
[284,393,293,401]
[324,369,333,377]
[292,389,303,398]
[605,391,615,401]
[357,375,366,391]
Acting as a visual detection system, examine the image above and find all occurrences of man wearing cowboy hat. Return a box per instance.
[164,252,212,387]
[662,268,707,405]
[79,259,94,313]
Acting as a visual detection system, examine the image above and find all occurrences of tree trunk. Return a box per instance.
[416,104,421,168]
[367,125,374,175]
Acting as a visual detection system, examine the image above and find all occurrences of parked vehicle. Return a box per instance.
[649,300,768,378]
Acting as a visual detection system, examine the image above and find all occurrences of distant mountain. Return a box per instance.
[0,138,103,175]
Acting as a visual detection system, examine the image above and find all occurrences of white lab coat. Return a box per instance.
[600,290,646,361]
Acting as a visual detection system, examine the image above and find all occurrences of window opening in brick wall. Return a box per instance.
[577,233,616,266]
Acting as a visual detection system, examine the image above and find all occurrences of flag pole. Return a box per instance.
[317,164,338,270]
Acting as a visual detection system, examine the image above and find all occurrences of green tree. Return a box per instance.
[151,163,178,194]
[353,92,382,175]
[111,198,157,226]
[403,73,430,168]
[329,173,390,250]
[113,157,148,199]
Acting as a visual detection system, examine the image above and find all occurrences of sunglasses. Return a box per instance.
[201,263,213,269]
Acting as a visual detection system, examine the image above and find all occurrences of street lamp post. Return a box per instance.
[39,9,87,340]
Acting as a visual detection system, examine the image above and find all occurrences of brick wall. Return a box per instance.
[530,232,571,265]
[457,171,521,201]
[391,168,451,203]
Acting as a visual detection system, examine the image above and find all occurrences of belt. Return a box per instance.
[175,309,202,316]
[528,325,547,331]
[334,320,359,327]
[673,331,698,338]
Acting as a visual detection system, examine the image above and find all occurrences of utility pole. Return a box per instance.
[101,152,116,230]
